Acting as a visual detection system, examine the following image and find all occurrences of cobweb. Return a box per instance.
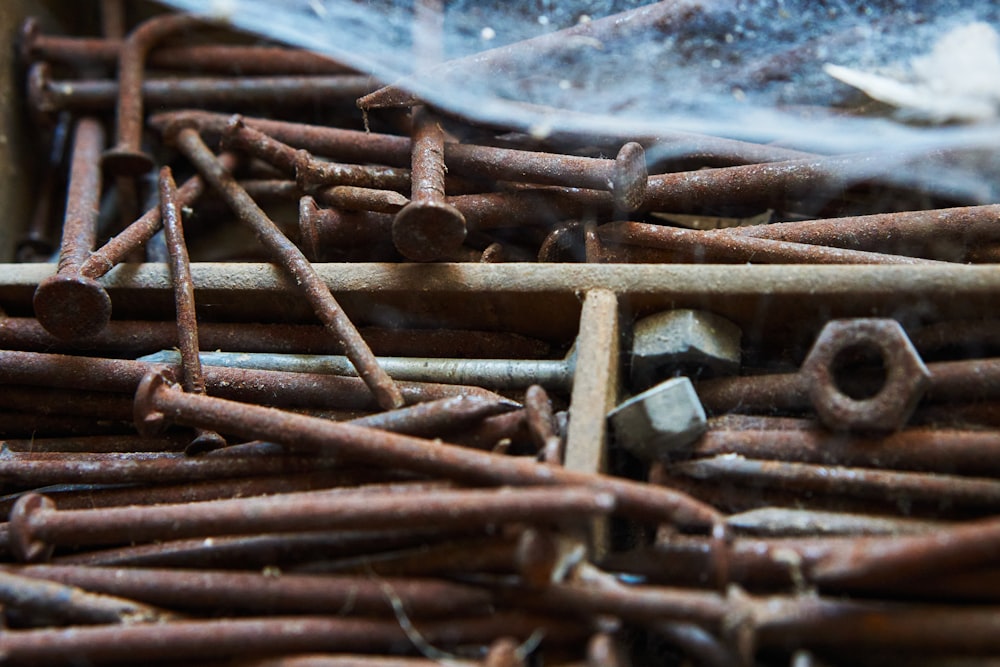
[158,0,1000,201]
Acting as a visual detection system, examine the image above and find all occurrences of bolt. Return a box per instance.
[168,125,403,410]
[801,319,929,431]
[150,110,647,210]
[9,485,614,561]
[630,309,743,391]
[32,117,111,340]
[599,221,944,265]
[133,370,721,528]
[392,106,468,261]
[137,346,577,391]
[159,166,225,453]
[609,377,708,462]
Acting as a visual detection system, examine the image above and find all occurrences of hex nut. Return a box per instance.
[630,309,742,390]
[801,318,930,432]
[608,376,708,462]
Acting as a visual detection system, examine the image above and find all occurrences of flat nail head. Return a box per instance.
[612,142,648,212]
[33,273,112,340]
[392,200,467,262]
[102,145,154,176]
[133,370,176,437]
[10,493,56,563]
[298,196,323,260]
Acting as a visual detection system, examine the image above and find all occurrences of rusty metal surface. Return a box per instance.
[2,3,1000,664]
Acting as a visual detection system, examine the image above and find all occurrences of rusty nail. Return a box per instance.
[169,125,403,410]
[32,117,112,340]
[9,486,614,560]
[392,106,468,261]
[103,13,210,175]
[159,166,226,453]
[130,370,721,528]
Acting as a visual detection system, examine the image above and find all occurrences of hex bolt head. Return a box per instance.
[608,376,708,462]
[802,318,930,432]
[10,493,56,563]
[630,309,742,391]
[33,273,113,340]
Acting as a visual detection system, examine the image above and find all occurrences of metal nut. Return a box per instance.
[630,309,742,390]
[801,318,930,432]
[608,376,707,462]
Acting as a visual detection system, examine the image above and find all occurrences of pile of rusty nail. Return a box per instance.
[2,2,1000,666]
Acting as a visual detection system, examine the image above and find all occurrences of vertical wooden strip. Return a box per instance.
[564,288,620,554]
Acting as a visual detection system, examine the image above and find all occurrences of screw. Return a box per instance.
[132,370,721,528]
[599,221,944,265]
[159,166,226,453]
[393,106,468,261]
[168,125,403,410]
[32,117,111,340]
[9,486,614,560]
[138,346,577,391]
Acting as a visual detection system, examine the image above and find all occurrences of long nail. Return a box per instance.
[103,13,210,175]
[0,350,506,410]
[0,612,583,665]
[599,221,944,265]
[168,125,403,410]
[0,568,175,626]
[0,317,550,359]
[138,347,576,391]
[392,106,467,261]
[9,486,613,559]
[29,68,377,121]
[132,370,721,528]
[10,565,492,618]
[20,19,356,75]
[15,112,72,262]
[150,111,647,209]
[159,166,225,452]
[32,117,111,340]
